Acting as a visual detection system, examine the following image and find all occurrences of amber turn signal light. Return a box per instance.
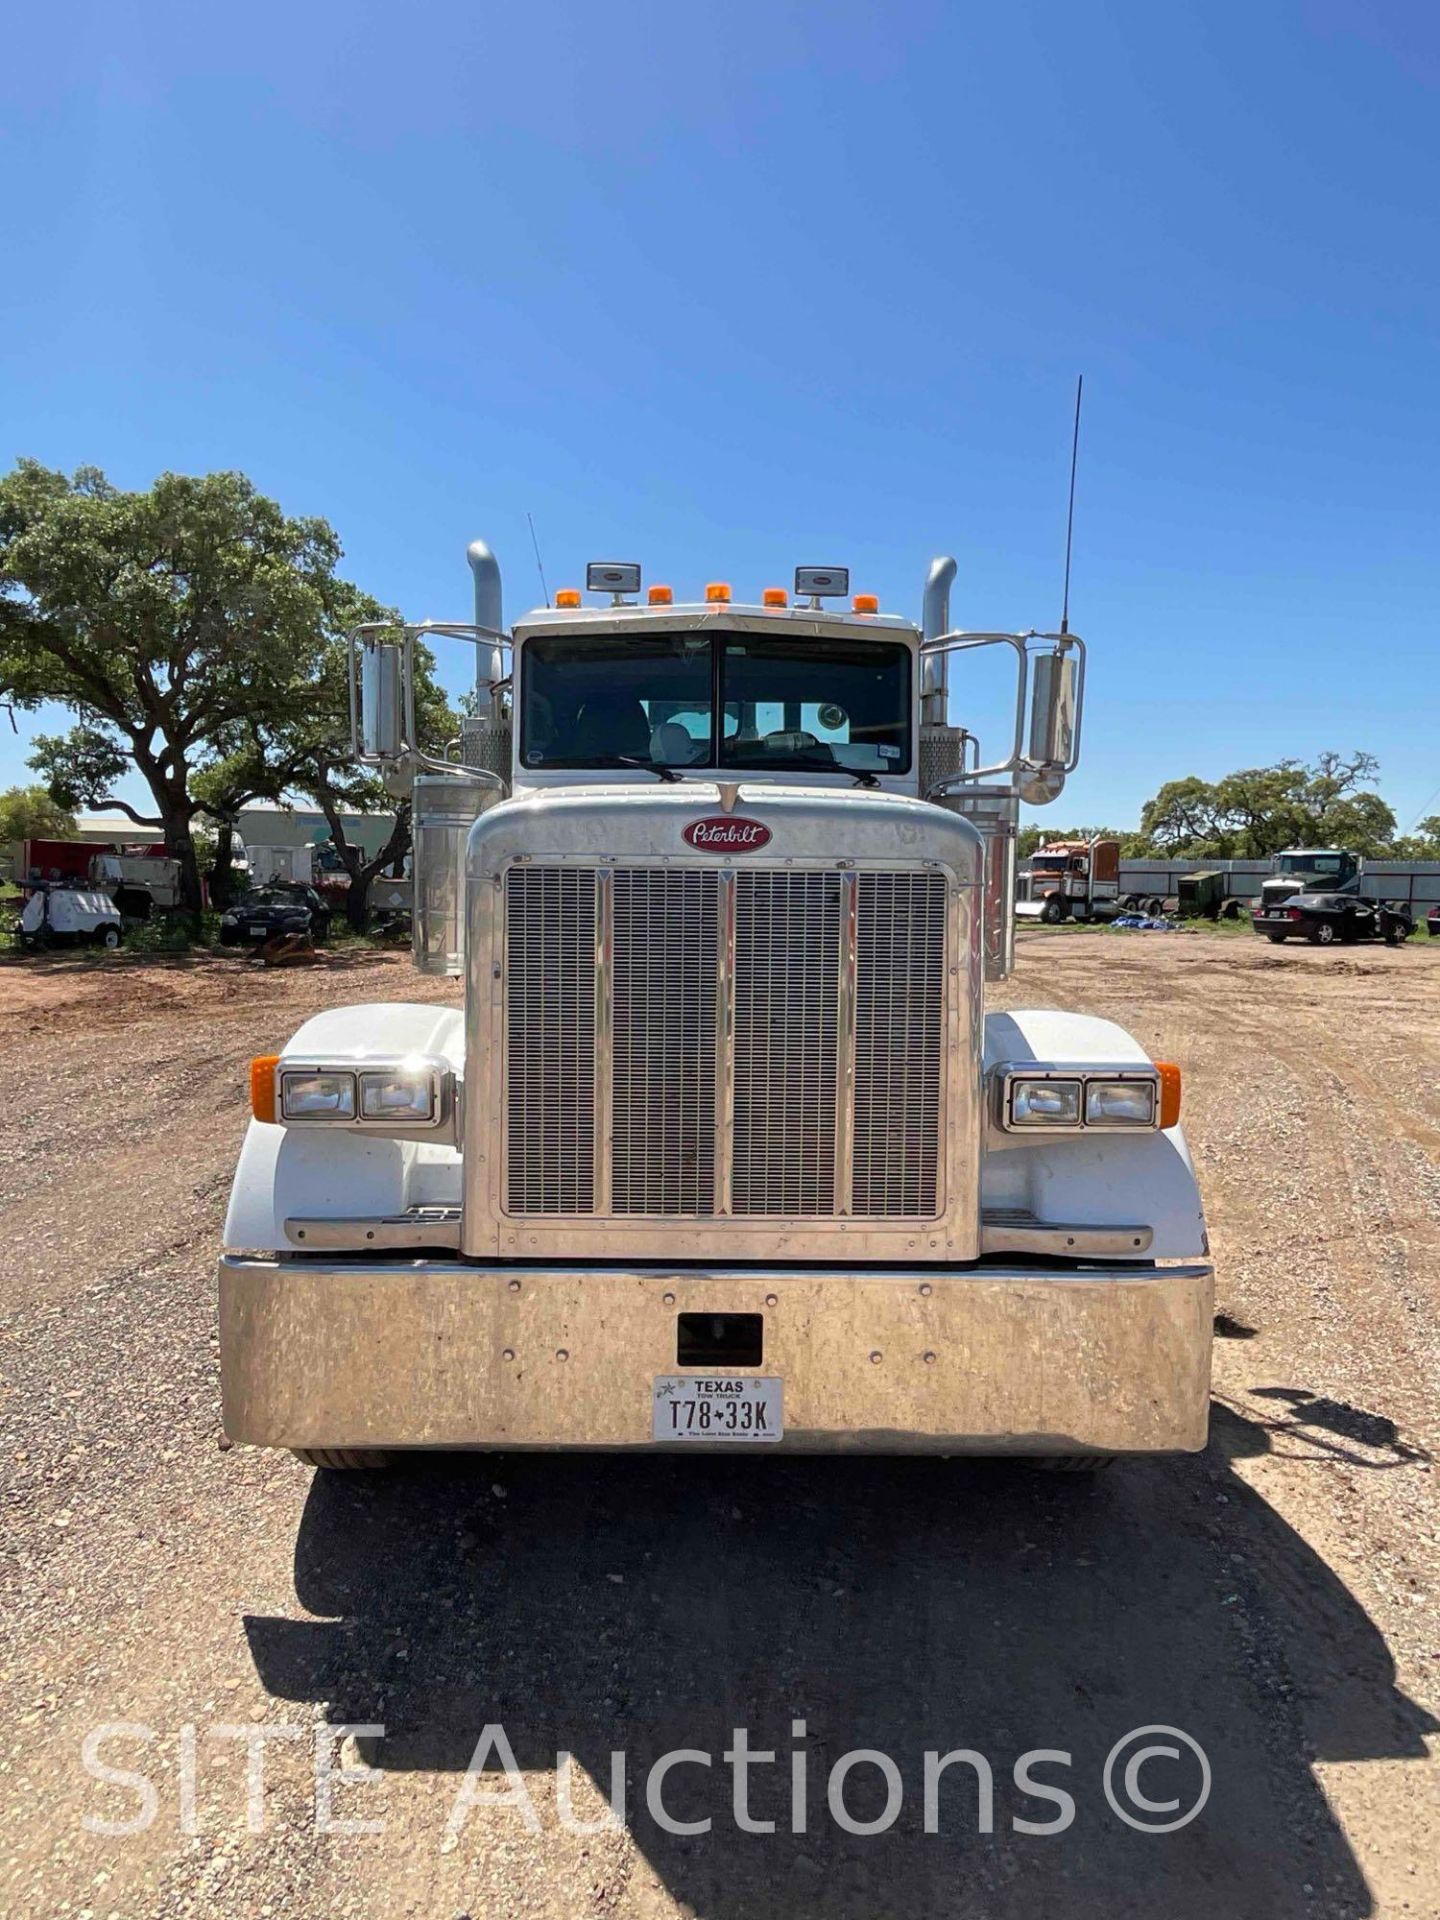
[250,1054,280,1124]
[1156,1061,1182,1129]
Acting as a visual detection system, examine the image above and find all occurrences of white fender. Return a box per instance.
[223,1003,465,1253]
[982,1009,1208,1259]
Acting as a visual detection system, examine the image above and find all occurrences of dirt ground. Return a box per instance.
[1,930,1436,1919]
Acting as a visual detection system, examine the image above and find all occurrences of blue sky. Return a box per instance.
[4,0,1438,830]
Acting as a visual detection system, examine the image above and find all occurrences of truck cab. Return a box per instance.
[1259,847,1361,914]
[219,553,1211,1467]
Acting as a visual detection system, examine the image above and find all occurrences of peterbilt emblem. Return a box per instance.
[683,816,772,853]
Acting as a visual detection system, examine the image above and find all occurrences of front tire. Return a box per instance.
[1031,1456,1117,1474]
[1040,896,1065,925]
[1313,923,1338,946]
[99,926,121,950]
[292,1448,392,1470]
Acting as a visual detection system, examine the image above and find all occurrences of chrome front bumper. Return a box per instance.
[218,1257,1213,1456]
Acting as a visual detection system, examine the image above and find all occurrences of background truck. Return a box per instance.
[1258,846,1361,915]
[219,544,1212,1472]
[1015,836,1123,922]
[17,838,185,916]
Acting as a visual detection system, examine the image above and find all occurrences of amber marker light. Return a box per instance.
[250,1054,280,1123]
[555,588,582,608]
[1156,1062,1182,1129]
[762,587,788,607]
[705,582,732,603]
[648,585,674,605]
[852,593,879,614]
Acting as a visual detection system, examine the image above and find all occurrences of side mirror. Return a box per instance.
[359,638,404,761]
[1027,646,1078,766]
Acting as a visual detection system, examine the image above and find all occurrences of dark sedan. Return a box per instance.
[1254,891,1412,947]
[218,885,331,948]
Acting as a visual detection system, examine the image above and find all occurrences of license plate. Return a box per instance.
[652,1375,782,1443]
[248,924,267,937]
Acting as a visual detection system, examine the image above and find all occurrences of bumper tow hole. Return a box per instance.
[677,1312,763,1369]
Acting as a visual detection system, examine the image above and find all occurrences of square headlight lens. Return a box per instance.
[1010,1078,1082,1126]
[1084,1079,1157,1126]
[359,1069,437,1123]
[280,1069,356,1120]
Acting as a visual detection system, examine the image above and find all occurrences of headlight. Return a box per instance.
[1085,1079,1157,1126]
[280,1069,356,1120]
[1009,1078,1082,1126]
[359,1067,437,1123]
[997,1064,1171,1132]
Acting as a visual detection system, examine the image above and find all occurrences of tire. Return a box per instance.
[1040,896,1065,924]
[99,925,121,950]
[1267,934,1286,945]
[292,1448,392,1471]
[1314,923,1337,946]
[1144,896,1164,917]
[1031,1456,1118,1474]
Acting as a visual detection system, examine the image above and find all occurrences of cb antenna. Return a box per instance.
[1060,373,1083,635]
[526,511,551,608]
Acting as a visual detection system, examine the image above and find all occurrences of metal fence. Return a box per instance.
[1115,859,1440,908]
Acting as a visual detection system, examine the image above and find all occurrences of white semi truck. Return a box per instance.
[219,550,1212,1468]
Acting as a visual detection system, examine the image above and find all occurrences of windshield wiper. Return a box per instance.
[612,754,682,783]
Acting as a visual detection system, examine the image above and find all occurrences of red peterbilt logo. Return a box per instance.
[682,816,772,853]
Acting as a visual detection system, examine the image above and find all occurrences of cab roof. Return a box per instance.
[511,601,920,642]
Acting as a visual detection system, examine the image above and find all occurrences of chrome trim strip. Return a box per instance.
[834,869,858,1215]
[284,1209,463,1251]
[980,1210,1153,1257]
[714,869,736,1216]
[593,867,613,1218]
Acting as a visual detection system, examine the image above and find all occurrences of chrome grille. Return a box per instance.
[853,872,946,1215]
[502,863,946,1220]
[611,870,719,1214]
[731,871,842,1214]
[505,867,596,1213]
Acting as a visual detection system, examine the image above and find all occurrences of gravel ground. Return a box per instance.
[1,931,1436,1919]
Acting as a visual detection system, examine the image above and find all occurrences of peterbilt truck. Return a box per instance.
[1014,836,1123,922]
[219,550,1212,1468]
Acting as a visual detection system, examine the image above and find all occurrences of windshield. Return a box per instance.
[520,632,911,774]
[1277,853,1344,876]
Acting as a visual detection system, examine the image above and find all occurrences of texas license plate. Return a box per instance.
[652,1376,783,1443]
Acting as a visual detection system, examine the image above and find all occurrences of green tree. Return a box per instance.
[195,591,458,928]
[0,462,343,911]
[0,782,76,844]
[1393,816,1440,859]
[1136,752,1397,859]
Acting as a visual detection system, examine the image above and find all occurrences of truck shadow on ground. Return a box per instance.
[246,1405,1435,1919]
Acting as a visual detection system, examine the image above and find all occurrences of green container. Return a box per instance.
[1177,869,1226,919]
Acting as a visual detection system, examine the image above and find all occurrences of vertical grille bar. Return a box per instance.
[731,871,841,1214]
[852,870,946,1216]
[610,870,719,1214]
[505,867,596,1213]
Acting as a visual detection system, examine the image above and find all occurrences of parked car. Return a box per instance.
[1253,891,1413,947]
[218,885,331,948]
[1428,903,1440,940]
[15,886,124,951]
